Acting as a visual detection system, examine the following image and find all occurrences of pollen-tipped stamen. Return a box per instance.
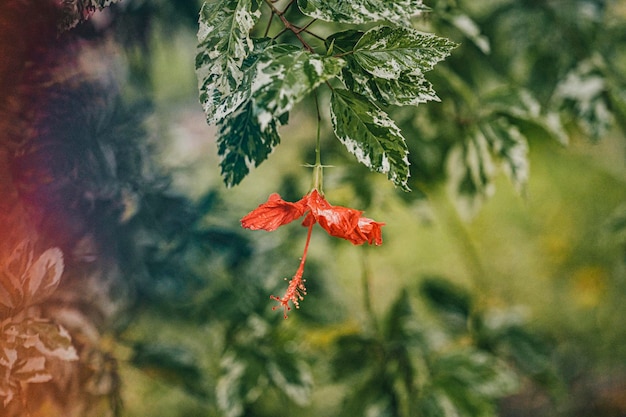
[270,222,314,318]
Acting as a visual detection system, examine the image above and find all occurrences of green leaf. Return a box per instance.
[131,342,208,398]
[196,0,261,124]
[430,350,519,417]
[384,288,422,344]
[420,277,472,322]
[207,42,343,187]
[251,44,345,127]
[21,320,78,361]
[554,60,613,140]
[446,130,494,217]
[267,356,313,406]
[217,101,280,187]
[216,353,249,417]
[326,28,453,106]
[446,13,491,54]
[479,119,529,194]
[330,89,410,190]
[331,334,380,379]
[297,0,429,26]
[352,26,456,80]
[344,58,440,106]
[486,88,568,145]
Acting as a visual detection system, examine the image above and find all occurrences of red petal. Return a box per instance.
[357,217,385,245]
[306,190,383,245]
[241,193,307,231]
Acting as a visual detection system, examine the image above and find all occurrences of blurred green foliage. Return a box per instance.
[102,1,626,416]
[4,0,626,416]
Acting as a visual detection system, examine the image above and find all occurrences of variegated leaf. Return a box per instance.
[217,101,281,187]
[24,248,64,307]
[12,356,52,383]
[480,119,529,194]
[297,0,428,26]
[330,89,410,190]
[342,56,440,106]
[22,319,78,361]
[251,44,345,129]
[196,0,261,124]
[327,29,451,106]
[447,130,495,218]
[352,26,456,80]
[58,0,122,31]
[215,44,343,187]
[0,242,64,311]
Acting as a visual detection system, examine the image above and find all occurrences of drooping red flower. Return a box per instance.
[241,189,384,318]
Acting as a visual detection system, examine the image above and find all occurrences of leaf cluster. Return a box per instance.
[330,277,557,417]
[390,0,626,216]
[196,0,456,190]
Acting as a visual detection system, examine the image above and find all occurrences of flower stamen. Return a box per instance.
[270,222,314,318]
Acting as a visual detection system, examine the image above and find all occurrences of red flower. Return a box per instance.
[241,189,384,318]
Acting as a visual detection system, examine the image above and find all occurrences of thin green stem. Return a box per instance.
[360,250,380,334]
[312,90,324,191]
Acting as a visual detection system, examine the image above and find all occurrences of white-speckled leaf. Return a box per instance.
[217,101,281,187]
[353,26,457,80]
[24,248,64,307]
[331,89,410,190]
[196,0,261,124]
[251,44,345,128]
[297,0,428,25]
[22,320,79,361]
[480,119,529,194]
[447,130,495,218]
[326,29,446,106]
[58,0,122,31]
[342,58,440,106]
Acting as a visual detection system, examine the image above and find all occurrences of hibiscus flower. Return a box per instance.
[241,189,384,318]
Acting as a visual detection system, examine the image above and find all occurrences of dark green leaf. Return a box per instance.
[420,277,472,322]
[297,0,429,26]
[217,101,280,187]
[430,350,519,414]
[267,355,313,406]
[131,342,208,398]
[331,89,410,190]
[331,334,380,379]
[196,0,261,124]
[384,288,422,343]
[415,391,447,417]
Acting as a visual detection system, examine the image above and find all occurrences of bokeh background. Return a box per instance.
[1,0,626,416]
